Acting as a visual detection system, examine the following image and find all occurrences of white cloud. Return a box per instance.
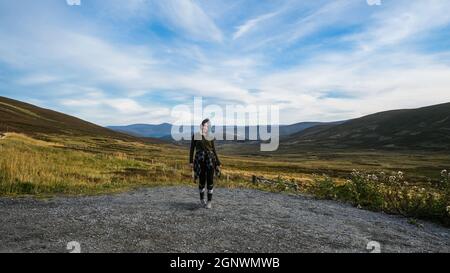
[153,0,223,42]
[16,74,61,86]
[257,51,450,123]
[234,0,359,51]
[233,11,278,40]
[350,0,450,52]
[286,0,354,44]
[60,88,171,125]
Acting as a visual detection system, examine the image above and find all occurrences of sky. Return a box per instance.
[1,0,450,126]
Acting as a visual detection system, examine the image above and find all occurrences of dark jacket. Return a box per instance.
[189,133,221,165]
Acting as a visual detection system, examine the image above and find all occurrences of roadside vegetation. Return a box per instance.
[310,170,450,226]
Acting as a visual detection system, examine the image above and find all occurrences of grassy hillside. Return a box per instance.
[0,96,160,143]
[285,102,450,150]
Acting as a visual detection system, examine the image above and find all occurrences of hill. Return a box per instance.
[285,102,450,150]
[0,96,159,143]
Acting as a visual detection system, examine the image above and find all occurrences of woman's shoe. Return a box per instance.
[200,199,207,207]
[206,201,212,209]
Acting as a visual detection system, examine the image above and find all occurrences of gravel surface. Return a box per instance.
[0,186,449,253]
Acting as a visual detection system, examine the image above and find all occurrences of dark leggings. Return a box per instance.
[199,162,214,201]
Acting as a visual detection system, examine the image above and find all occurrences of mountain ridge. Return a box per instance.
[0,96,161,143]
[108,121,344,139]
[284,102,450,150]
[3,96,450,150]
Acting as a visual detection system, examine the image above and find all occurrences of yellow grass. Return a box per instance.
[0,133,187,195]
[0,132,448,200]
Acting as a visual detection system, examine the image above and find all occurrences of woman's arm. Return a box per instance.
[212,140,221,166]
[189,134,195,164]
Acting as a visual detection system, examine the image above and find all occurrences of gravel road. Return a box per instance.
[0,186,449,253]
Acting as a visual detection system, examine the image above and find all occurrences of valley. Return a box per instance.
[0,96,449,227]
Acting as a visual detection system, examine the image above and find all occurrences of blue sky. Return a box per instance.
[1,0,450,125]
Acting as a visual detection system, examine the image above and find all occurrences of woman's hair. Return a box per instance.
[201,118,210,126]
[200,118,212,139]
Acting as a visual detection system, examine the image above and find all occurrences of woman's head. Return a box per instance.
[201,118,210,135]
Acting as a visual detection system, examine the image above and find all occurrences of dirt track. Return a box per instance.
[0,186,449,253]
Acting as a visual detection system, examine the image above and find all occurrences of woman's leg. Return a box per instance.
[206,167,214,202]
[199,162,207,201]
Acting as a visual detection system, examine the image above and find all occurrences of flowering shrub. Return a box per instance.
[347,170,384,210]
[311,170,450,226]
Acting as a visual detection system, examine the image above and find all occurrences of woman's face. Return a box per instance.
[202,123,209,134]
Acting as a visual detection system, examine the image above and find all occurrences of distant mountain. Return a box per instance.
[285,102,450,150]
[108,122,341,140]
[108,123,173,138]
[0,96,161,143]
[4,95,448,151]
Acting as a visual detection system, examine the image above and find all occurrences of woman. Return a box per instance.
[189,118,221,209]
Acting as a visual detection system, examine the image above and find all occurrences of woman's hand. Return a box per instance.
[189,163,193,170]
